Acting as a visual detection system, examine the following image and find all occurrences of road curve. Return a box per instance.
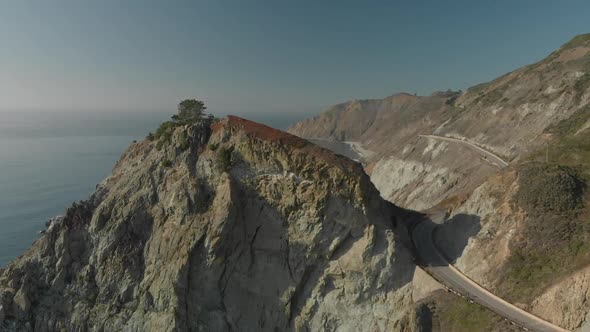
[419,134,509,168]
[412,220,569,332]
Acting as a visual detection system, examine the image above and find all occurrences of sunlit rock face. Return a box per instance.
[0,116,416,332]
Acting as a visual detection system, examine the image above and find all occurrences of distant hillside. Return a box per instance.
[289,33,590,210]
[289,33,590,329]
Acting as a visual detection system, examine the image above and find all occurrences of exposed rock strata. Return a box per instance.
[0,117,419,331]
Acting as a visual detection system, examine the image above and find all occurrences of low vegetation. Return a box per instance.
[209,142,219,151]
[216,146,234,172]
[546,105,590,138]
[498,110,590,303]
[150,99,217,150]
[412,291,516,332]
[574,73,590,102]
[444,93,460,106]
[155,121,178,150]
[436,297,498,331]
[516,163,584,213]
[561,33,590,50]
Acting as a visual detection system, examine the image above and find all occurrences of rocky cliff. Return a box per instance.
[289,33,590,329]
[0,116,423,331]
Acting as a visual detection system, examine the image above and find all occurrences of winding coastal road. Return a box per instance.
[419,134,509,168]
[412,218,568,332]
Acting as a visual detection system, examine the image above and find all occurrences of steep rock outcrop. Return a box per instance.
[0,116,417,331]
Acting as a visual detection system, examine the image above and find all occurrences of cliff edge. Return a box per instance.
[0,116,416,331]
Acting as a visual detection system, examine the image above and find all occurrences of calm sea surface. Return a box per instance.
[0,110,308,266]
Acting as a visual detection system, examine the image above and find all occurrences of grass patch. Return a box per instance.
[436,296,498,331]
[546,105,590,138]
[516,163,585,213]
[574,73,590,102]
[501,163,589,303]
[498,111,590,303]
[542,105,590,180]
[499,217,590,303]
[561,33,590,50]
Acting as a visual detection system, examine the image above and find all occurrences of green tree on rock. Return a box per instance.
[175,99,207,121]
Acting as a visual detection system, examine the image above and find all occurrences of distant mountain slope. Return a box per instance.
[435,109,590,330]
[289,33,590,210]
[290,33,590,329]
[288,92,451,143]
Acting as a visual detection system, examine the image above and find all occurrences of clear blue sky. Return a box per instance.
[0,0,589,115]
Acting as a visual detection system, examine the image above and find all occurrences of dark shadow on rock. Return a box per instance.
[407,212,481,268]
[435,213,481,264]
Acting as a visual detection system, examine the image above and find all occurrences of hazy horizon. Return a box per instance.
[1,1,590,114]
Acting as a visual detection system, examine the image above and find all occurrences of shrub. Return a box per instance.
[216,147,234,172]
[154,121,179,150]
[161,159,173,168]
[209,143,219,151]
[516,163,585,214]
[147,132,155,141]
[545,105,590,138]
[574,73,590,101]
[155,121,178,139]
[178,131,190,151]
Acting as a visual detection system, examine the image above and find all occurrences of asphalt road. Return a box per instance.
[419,134,509,168]
[412,220,568,332]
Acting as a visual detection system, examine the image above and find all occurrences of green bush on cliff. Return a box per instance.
[498,160,589,303]
[545,105,590,138]
[515,163,585,214]
[574,73,590,101]
[216,147,234,172]
[149,100,221,150]
[154,121,178,150]
[178,131,190,151]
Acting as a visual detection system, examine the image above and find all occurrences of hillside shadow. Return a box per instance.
[409,212,481,268]
[434,213,481,264]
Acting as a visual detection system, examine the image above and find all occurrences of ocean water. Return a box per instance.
[0,110,309,266]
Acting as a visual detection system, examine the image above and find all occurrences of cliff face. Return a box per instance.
[433,107,590,330]
[288,33,590,211]
[287,33,590,329]
[0,116,417,331]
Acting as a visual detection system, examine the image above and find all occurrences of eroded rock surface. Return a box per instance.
[0,116,418,331]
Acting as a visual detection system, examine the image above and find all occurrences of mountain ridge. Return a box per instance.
[287,33,590,329]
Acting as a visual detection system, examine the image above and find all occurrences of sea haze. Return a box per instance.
[0,110,307,266]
